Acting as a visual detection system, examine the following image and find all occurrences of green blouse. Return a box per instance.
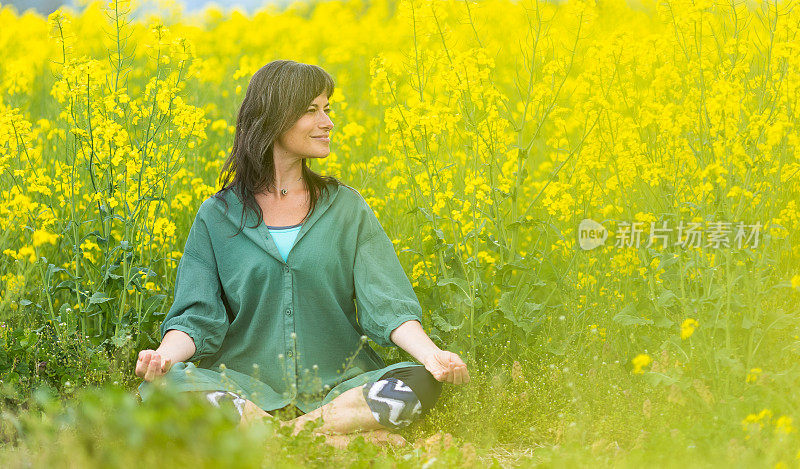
[137,182,424,413]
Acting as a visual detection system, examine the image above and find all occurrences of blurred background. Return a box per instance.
[3,0,300,16]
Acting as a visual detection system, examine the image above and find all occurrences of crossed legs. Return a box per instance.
[240,366,441,447]
[236,385,405,448]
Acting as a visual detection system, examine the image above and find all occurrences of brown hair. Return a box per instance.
[214,60,342,235]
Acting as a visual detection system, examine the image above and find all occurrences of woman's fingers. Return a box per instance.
[135,353,144,377]
[453,363,462,385]
[136,350,152,378]
[439,363,452,383]
[143,357,153,381]
[136,350,173,382]
[445,352,469,384]
[442,360,454,384]
[445,363,468,385]
[144,355,156,382]
[430,352,470,384]
[144,353,161,382]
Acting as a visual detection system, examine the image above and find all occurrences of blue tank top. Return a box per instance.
[267,222,302,262]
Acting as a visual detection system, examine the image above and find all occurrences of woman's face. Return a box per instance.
[273,93,333,161]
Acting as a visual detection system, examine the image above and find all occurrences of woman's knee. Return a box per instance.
[363,366,444,429]
[362,377,424,430]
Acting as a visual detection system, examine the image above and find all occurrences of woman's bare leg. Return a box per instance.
[239,398,281,428]
[238,386,408,447]
[287,385,389,436]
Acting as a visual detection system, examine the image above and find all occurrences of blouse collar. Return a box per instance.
[215,182,341,264]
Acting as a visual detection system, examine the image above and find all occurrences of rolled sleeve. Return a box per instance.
[159,209,230,362]
[353,218,423,348]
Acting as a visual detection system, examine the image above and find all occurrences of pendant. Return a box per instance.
[281,189,287,195]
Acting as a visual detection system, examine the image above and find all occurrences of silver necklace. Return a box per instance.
[279,176,303,197]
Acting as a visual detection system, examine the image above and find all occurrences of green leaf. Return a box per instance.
[474,309,496,329]
[715,349,744,373]
[111,325,133,348]
[142,294,167,314]
[47,263,66,278]
[431,313,465,332]
[612,303,653,326]
[643,372,678,387]
[612,313,653,326]
[89,292,114,304]
[522,301,545,314]
[498,291,544,332]
[52,280,76,293]
[741,315,754,330]
[494,261,533,276]
[437,277,470,297]
[82,230,108,245]
[498,291,515,317]
[547,340,567,356]
[104,264,123,281]
[656,290,677,308]
[653,316,674,328]
[415,206,433,223]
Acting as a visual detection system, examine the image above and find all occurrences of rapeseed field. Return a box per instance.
[1,0,799,466]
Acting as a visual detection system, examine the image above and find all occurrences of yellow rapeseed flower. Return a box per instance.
[746,368,762,384]
[742,408,773,433]
[32,230,59,247]
[680,318,699,339]
[18,246,36,263]
[632,354,651,374]
[774,416,794,435]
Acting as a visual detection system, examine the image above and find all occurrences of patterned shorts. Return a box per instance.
[204,390,247,417]
[361,365,443,430]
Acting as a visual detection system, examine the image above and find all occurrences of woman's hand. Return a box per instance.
[423,349,470,385]
[135,349,173,382]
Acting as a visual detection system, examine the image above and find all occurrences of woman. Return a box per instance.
[135,60,469,448]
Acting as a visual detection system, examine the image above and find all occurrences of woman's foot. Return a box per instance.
[315,429,408,449]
